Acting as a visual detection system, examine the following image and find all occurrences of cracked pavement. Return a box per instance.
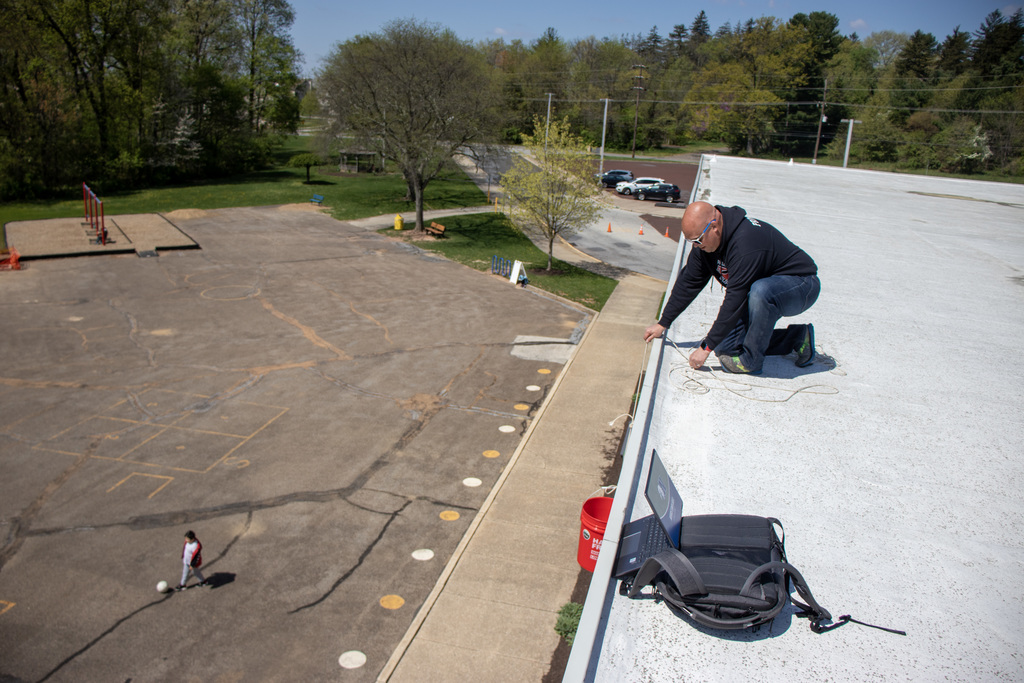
[0,205,591,682]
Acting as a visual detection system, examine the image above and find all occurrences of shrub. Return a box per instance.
[555,602,584,646]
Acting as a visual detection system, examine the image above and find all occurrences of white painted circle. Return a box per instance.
[463,477,482,488]
[526,385,541,391]
[498,425,515,433]
[412,548,435,561]
[338,651,367,669]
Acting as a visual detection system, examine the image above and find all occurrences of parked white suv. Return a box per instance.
[615,177,665,195]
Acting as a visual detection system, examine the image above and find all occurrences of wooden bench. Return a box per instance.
[425,222,446,237]
[310,194,324,205]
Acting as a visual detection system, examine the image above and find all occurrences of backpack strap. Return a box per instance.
[768,517,785,552]
[738,560,832,624]
[628,552,834,632]
[627,549,706,600]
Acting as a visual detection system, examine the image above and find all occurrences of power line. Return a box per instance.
[511,96,1021,115]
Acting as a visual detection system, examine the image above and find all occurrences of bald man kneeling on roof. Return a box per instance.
[643,201,819,375]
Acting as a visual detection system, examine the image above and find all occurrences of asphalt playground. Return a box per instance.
[0,205,593,681]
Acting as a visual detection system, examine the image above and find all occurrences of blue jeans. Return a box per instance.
[714,275,820,373]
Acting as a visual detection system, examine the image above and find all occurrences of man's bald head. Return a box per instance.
[682,201,725,250]
[681,201,716,240]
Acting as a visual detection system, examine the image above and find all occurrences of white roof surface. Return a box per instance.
[567,156,1024,681]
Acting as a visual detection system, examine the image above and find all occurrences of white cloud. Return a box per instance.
[850,18,868,32]
[493,27,507,35]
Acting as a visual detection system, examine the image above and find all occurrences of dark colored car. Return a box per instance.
[635,183,681,203]
[597,169,634,187]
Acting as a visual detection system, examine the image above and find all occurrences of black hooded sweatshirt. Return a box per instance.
[657,205,817,350]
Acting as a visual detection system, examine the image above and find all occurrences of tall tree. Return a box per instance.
[937,28,972,76]
[972,9,1024,77]
[790,11,843,65]
[318,19,500,230]
[895,30,938,78]
[864,31,908,69]
[234,0,300,133]
[719,17,810,154]
[667,23,689,59]
[778,12,845,156]
[637,26,664,65]
[689,11,712,67]
[500,116,602,270]
[23,0,167,163]
[891,30,938,124]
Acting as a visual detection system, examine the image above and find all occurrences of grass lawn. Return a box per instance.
[389,213,618,311]
[2,137,617,310]
[0,162,488,228]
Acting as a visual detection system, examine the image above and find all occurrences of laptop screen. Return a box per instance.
[645,449,683,548]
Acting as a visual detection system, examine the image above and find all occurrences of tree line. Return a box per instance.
[3,6,1022,202]
[466,10,1023,174]
[312,12,1022,232]
[0,0,301,200]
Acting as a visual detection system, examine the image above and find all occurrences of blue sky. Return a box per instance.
[290,1,1021,71]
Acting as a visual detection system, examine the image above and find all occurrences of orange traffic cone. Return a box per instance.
[607,223,612,233]
[638,225,644,236]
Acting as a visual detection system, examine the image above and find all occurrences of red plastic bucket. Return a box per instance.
[577,496,614,572]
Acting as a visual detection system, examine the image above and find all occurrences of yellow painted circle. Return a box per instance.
[379,594,405,610]
[514,403,530,411]
[537,368,552,375]
[439,510,460,521]
[482,450,500,459]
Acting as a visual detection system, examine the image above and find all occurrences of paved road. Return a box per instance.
[569,161,698,281]
[469,150,697,281]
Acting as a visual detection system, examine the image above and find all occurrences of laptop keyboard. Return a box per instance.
[641,518,671,557]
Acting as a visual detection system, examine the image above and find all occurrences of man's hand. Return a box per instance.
[643,323,667,343]
[688,346,711,369]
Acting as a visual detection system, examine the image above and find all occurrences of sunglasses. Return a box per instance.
[687,215,716,246]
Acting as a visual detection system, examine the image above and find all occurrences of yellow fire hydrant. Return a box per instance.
[394,214,404,231]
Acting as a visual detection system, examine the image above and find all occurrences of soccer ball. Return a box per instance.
[157,580,169,593]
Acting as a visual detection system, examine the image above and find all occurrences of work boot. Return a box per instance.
[795,324,816,367]
[718,354,761,375]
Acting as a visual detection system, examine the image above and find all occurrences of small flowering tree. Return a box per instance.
[500,116,603,271]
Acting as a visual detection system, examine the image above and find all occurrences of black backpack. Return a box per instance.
[621,514,833,631]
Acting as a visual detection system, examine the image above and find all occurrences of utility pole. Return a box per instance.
[841,119,862,168]
[544,93,553,160]
[630,65,646,159]
[599,98,609,176]
[812,78,828,164]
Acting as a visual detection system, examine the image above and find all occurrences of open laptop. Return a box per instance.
[613,449,684,578]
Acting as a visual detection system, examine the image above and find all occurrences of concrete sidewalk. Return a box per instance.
[380,272,666,682]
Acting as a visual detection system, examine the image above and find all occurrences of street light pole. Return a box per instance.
[599,98,609,176]
[841,118,862,168]
[812,78,828,165]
